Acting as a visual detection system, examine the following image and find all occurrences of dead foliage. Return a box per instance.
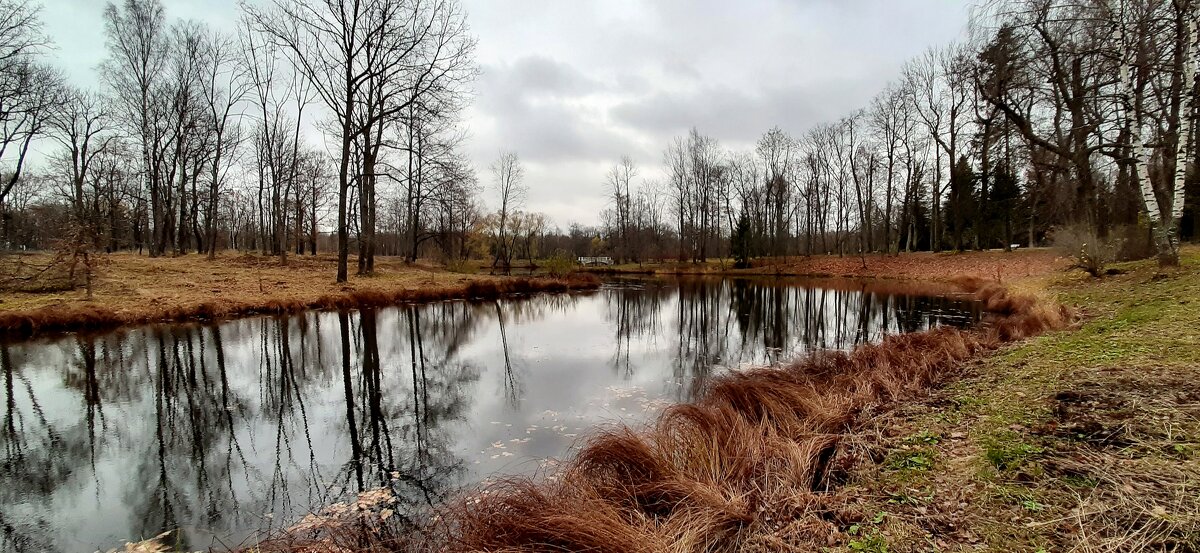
[0,251,82,292]
[1042,372,1200,552]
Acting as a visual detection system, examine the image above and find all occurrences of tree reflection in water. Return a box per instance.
[0,276,977,552]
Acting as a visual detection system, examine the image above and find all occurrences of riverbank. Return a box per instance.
[0,252,600,337]
[836,247,1200,551]
[586,248,1068,282]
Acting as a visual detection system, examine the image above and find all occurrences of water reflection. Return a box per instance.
[0,277,978,552]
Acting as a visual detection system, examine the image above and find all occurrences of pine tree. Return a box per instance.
[732,214,752,269]
[945,155,976,251]
[989,164,1021,250]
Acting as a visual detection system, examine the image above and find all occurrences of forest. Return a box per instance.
[0,0,1197,279]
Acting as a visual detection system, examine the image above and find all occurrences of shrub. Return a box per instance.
[1051,225,1121,277]
[444,256,475,274]
[542,249,576,277]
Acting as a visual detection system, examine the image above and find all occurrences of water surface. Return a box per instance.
[0,276,980,552]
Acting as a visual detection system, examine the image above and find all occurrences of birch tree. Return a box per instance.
[1111,0,1196,266]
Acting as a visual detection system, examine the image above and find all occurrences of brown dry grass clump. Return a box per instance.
[0,252,600,338]
[253,279,1071,552]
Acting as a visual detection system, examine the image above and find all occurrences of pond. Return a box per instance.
[0,276,981,552]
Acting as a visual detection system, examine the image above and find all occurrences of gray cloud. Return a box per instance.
[460,0,973,225]
[498,56,605,97]
[39,0,974,227]
[471,58,638,165]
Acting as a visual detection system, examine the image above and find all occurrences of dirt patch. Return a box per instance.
[1038,370,1200,552]
[1048,374,1200,451]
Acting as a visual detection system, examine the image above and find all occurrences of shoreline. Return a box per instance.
[0,252,602,338]
[0,249,1062,340]
[583,248,1068,282]
[239,275,1075,552]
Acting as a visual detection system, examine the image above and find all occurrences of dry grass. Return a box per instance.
[244,277,1072,552]
[0,251,599,337]
[591,248,1069,282]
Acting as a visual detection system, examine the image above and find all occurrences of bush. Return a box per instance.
[1052,225,1121,277]
[541,250,576,277]
[444,256,476,274]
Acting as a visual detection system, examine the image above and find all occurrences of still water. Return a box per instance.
[0,277,980,552]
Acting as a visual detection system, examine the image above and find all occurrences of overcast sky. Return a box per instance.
[38,0,972,228]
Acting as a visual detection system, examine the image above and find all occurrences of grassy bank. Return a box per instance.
[586,248,1067,282]
[0,252,600,337]
[838,247,1200,551]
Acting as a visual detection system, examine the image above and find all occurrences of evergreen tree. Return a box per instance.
[989,164,1021,250]
[731,214,752,269]
[945,155,976,250]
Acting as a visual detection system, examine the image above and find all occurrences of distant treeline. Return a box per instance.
[2,0,1198,275]
[594,0,1199,267]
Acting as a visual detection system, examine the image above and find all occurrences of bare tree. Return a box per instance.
[605,155,637,263]
[1110,0,1197,266]
[102,0,173,256]
[756,127,797,257]
[0,1,58,207]
[244,0,476,281]
[489,151,525,272]
[199,29,249,259]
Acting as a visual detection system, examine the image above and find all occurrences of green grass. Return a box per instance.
[845,246,1200,552]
